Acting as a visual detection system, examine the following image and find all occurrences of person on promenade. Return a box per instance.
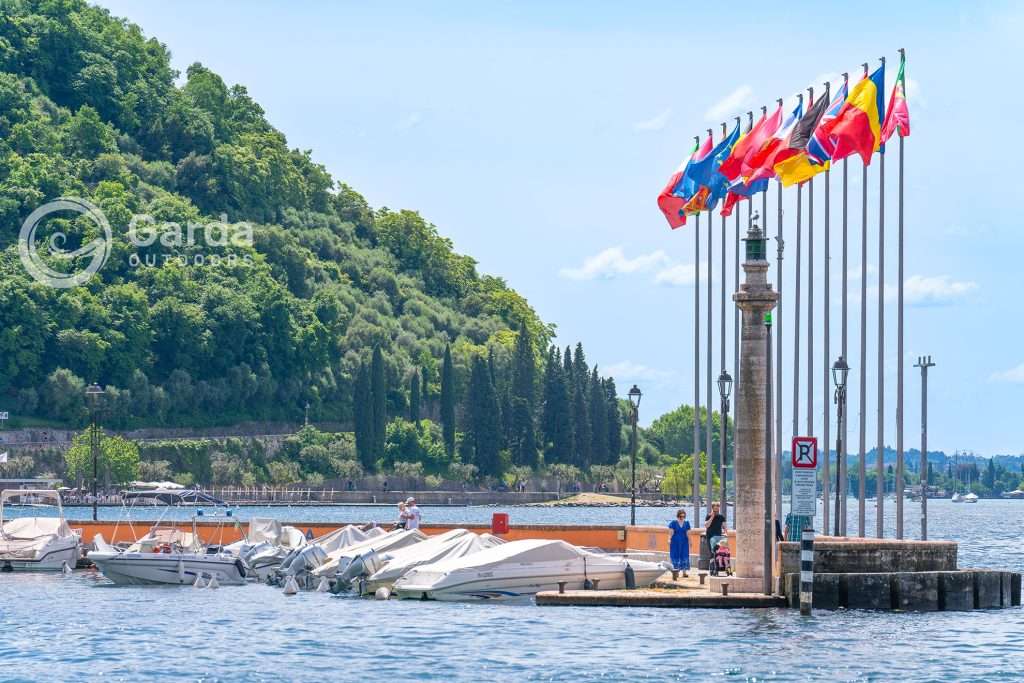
[783,511,813,542]
[405,497,421,530]
[394,501,409,530]
[667,509,691,576]
[704,501,727,559]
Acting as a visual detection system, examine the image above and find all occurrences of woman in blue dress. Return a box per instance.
[667,509,691,576]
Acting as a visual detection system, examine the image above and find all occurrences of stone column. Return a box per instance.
[732,215,778,581]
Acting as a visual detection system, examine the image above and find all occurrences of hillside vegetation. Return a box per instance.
[0,0,638,484]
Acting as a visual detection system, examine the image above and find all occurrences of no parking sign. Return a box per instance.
[791,437,817,517]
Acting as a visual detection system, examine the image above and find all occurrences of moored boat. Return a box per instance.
[0,489,81,571]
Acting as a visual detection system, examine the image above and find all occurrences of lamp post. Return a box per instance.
[831,357,849,537]
[628,385,642,527]
[85,383,104,522]
[717,369,732,525]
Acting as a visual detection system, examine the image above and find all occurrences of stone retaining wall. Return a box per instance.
[779,538,958,576]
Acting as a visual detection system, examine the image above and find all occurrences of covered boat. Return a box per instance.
[0,490,81,571]
[392,539,667,601]
[362,530,504,594]
[224,518,307,580]
[311,528,427,580]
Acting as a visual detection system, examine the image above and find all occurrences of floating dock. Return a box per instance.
[537,572,785,608]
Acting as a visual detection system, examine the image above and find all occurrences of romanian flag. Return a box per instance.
[881,55,911,143]
[807,82,849,165]
[657,140,698,229]
[719,105,783,181]
[825,64,885,164]
[774,90,832,187]
[655,139,704,229]
[743,100,804,184]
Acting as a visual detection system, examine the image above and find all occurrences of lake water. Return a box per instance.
[1,499,1021,681]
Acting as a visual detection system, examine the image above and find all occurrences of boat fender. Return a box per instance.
[177,559,185,583]
[375,587,391,601]
[624,562,636,589]
[193,572,206,589]
[283,575,299,595]
[316,576,330,592]
[62,561,72,575]
[583,556,592,590]
[235,558,247,579]
[207,573,220,589]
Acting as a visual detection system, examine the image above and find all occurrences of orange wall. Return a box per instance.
[624,525,737,557]
[73,520,628,550]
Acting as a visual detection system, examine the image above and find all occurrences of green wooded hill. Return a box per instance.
[0,0,628,482]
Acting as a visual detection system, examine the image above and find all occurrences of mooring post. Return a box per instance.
[800,528,815,615]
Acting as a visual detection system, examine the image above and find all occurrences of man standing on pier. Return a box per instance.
[405,497,422,530]
[705,501,727,558]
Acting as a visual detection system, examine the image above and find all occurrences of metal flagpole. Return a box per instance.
[896,49,906,540]
[915,356,934,539]
[720,122,728,522]
[840,74,850,535]
[857,63,868,538]
[706,131,714,520]
[807,87,815,443]
[735,113,748,510]
[793,182,803,449]
[764,311,774,595]
[693,185,702,527]
[876,55,886,540]
[772,100,782,542]
[822,84,831,536]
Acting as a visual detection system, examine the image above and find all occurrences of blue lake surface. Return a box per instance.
[1,499,1022,681]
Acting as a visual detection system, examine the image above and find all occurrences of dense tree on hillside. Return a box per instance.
[465,356,501,477]
[353,361,373,470]
[440,343,455,456]
[370,346,386,462]
[408,372,420,424]
[541,346,574,464]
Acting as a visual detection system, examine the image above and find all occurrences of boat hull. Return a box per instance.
[90,552,248,586]
[393,566,666,601]
[0,540,79,571]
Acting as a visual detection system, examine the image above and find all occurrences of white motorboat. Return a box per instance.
[361,530,504,594]
[89,528,249,586]
[311,528,427,579]
[963,492,979,503]
[392,539,667,601]
[951,492,964,503]
[0,489,81,571]
[225,518,307,580]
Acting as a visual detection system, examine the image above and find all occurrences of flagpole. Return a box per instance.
[706,128,714,522]
[807,88,815,448]
[858,63,868,539]
[793,96,805,503]
[840,73,850,536]
[896,48,907,540]
[876,55,887,540]
[735,111,749,511]
[693,155,702,527]
[770,100,782,551]
[720,121,728,520]
[821,84,831,537]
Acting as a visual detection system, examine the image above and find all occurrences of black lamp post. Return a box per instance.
[85,383,104,522]
[831,356,849,536]
[627,385,642,526]
[717,369,732,525]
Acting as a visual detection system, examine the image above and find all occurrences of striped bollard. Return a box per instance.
[800,528,815,615]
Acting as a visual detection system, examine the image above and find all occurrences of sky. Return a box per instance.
[95,1,1024,455]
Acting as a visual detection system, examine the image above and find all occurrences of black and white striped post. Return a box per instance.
[799,528,815,615]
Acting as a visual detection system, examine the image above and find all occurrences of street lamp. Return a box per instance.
[831,357,850,536]
[85,383,104,522]
[717,369,732,525]
[627,385,642,527]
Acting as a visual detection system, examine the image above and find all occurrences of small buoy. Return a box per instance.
[207,573,220,589]
[193,572,206,588]
[283,575,299,595]
[62,561,72,575]
[177,559,185,583]
[374,587,391,601]
[315,576,330,592]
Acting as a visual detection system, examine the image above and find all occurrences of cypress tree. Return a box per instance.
[409,371,421,424]
[354,360,374,470]
[371,346,386,462]
[467,355,502,477]
[571,343,591,468]
[604,377,623,463]
[541,346,573,463]
[509,322,537,468]
[512,322,535,406]
[441,343,456,456]
[589,367,609,466]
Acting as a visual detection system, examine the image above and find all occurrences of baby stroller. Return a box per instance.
[709,538,732,577]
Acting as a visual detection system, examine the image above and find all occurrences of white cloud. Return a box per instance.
[634,108,671,132]
[603,361,673,382]
[905,76,925,108]
[903,274,977,306]
[704,85,754,123]
[654,263,700,286]
[991,363,1024,384]
[559,247,669,281]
